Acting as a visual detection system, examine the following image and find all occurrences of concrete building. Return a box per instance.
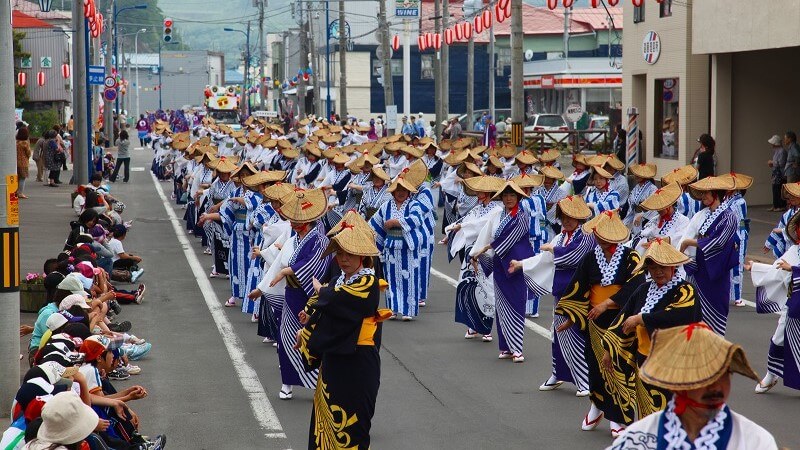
[623,0,795,204]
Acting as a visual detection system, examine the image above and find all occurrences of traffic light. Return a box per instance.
[163,18,173,42]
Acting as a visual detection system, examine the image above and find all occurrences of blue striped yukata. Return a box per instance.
[204,177,236,274]
[676,191,702,218]
[521,192,548,316]
[584,186,621,217]
[727,192,749,302]
[765,207,797,258]
[359,184,392,219]
[220,186,253,309]
[624,180,657,229]
[410,185,437,304]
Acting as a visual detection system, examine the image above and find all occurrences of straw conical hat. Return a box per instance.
[331,152,350,165]
[661,165,698,186]
[463,175,506,194]
[538,149,560,163]
[472,145,488,155]
[231,130,246,140]
[322,134,341,145]
[305,144,322,158]
[511,172,544,189]
[515,150,538,165]
[589,154,625,171]
[640,182,682,212]
[279,188,328,223]
[572,154,590,167]
[452,138,472,150]
[322,147,339,160]
[496,145,516,159]
[487,155,505,169]
[387,176,418,194]
[540,166,565,181]
[263,182,294,201]
[491,181,528,200]
[639,323,758,391]
[387,134,403,143]
[688,176,736,200]
[401,159,429,189]
[782,181,800,200]
[242,170,286,188]
[457,162,484,178]
[444,150,469,166]
[634,237,690,273]
[171,132,191,150]
[231,161,259,180]
[323,222,379,257]
[368,166,390,182]
[276,139,292,150]
[629,163,658,180]
[400,145,423,159]
[555,195,591,220]
[385,141,404,152]
[327,209,375,237]
[439,139,452,150]
[299,118,310,126]
[279,147,300,159]
[329,125,343,134]
[357,153,380,166]
[417,136,435,146]
[582,210,629,244]
[786,209,800,244]
[296,127,308,136]
[591,165,614,179]
[214,157,239,174]
[259,137,277,148]
[718,172,754,190]
[200,152,218,167]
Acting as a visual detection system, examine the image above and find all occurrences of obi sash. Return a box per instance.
[356,309,393,346]
[589,284,621,309]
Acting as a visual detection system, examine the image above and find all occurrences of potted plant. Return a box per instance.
[20,273,48,313]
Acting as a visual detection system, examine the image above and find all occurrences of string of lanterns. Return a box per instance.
[274,67,314,90]
[414,0,510,52]
[546,0,664,8]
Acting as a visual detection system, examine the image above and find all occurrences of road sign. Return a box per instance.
[104,76,117,89]
[252,110,278,118]
[386,105,397,129]
[20,56,32,69]
[565,104,583,123]
[103,88,117,102]
[88,66,105,85]
[40,56,52,68]
[642,31,661,65]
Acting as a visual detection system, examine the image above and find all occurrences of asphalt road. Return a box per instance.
[13,148,800,449]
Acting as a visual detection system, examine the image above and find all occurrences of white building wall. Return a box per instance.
[693,0,800,54]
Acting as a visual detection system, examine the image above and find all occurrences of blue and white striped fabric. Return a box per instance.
[584,187,621,217]
[677,191,702,218]
[727,193,749,301]
[611,173,630,206]
[765,207,797,259]
[221,186,253,306]
[624,181,657,227]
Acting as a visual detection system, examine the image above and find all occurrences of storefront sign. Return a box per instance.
[642,31,661,65]
[395,0,420,17]
[541,75,555,89]
[565,104,583,123]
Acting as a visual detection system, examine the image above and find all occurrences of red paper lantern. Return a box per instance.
[563,0,574,7]
[61,64,70,79]
[482,10,492,29]
[37,71,45,86]
[444,28,454,45]
[463,22,473,40]
[425,32,433,48]
[504,1,511,19]
[433,33,442,50]
[631,0,643,5]
[498,0,510,9]
[495,3,507,23]
[417,35,426,51]
[17,72,26,86]
[474,16,483,34]
[454,23,463,40]
[392,35,400,51]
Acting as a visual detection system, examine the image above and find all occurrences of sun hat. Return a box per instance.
[515,150,538,165]
[444,150,469,166]
[633,237,690,273]
[368,166,390,182]
[572,154,590,168]
[511,172,545,189]
[327,210,375,237]
[279,188,328,223]
[260,137,278,148]
[305,143,322,158]
[538,149,560,163]
[400,145,424,159]
[540,165,565,181]
[401,159,429,189]
[782,181,800,200]
[385,141,404,152]
[582,210,629,244]
[661,165,698,187]
[589,154,625,171]
[57,275,88,297]
[356,153,381,167]
[629,163,658,180]
[717,172,753,190]
[279,146,300,159]
[199,152,218,167]
[768,135,782,146]
[263,182,295,202]
[331,152,350,165]
[555,196,592,220]
[80,335,110,361]
[639,323,758,391]
[463,175,506,194]
[59,293,91,311]
[171,132,191,150]
[322,134,341,145]
[323,221,379,257]
[387,176,419,194]
[591,165,614,179]
[231,161,259,180]
[46,313,68,332]
[38,392,100,445]
[487,155,505,169]
[452,138,472,150]
[242,170,286,188]
[496,145,516,159]
[439,139,453,150]
[37,361,77,384]
[491,180,528,200]
[785,209,800,244]
[688,175,736,200]
[276,139,293,150]
[639,182,683,212]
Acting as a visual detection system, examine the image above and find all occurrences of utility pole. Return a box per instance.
[78,0,91,183]
[338,0,347,120]
[378,0,394,132]
[298,3,308,118]
[434,0,442,138]
[511,0,523,151]
[0,0,21,416]
[466,33,474,131]
[308,4,321,116]
[258,0,266,110]
[488,20,495,120]
[104,3,113,147]
[441,0,449,121]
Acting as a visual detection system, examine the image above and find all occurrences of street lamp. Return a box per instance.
[131,28,146,122]
[224,24,251,117]
[113,3,147,116]
[38,0,53,12]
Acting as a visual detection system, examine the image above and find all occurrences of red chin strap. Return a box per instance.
[674,393,724,416]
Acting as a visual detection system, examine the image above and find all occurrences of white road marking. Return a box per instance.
[150,172,286,439]
[131,167,145,172]
[429,268,553,341]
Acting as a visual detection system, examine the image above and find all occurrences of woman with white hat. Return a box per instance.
[268,189,332,399]
[767,134,787,211]
[599,239,701,433]
[509,195,595,396]
[634,182,690,256]
[554,211,647,437]
[23,392,101,450]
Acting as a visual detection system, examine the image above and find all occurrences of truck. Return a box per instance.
[203,85,242,130]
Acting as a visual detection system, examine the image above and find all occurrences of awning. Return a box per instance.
[281,85,315,96]
[523,57,622,89]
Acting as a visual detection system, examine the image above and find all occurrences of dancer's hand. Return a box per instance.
[588,301,610,321]
[621,314,643,335]
[778,259,793,272]
[555,318,573,332]
[508,260,522,274]
[601,351,613,373]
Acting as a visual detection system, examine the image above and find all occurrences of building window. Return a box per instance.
[420,55,434,79]
[371,59,404,77]
[654,78,679,160]
[634,2,645,23]
[660,0,673,17]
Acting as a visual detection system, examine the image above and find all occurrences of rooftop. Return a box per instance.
[12,10,53,28]
[12,0,70,21]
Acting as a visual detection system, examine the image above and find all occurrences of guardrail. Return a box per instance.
[460,128,612,153]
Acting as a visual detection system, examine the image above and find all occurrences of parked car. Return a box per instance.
[523,113,569,144]
[580,115,610,148]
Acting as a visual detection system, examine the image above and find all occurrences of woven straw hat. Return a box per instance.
[387,134,403,143]
[591,165,614,179]
[452,138,472,150]
[260,138,278,148]
[487,155,505,169]
[782,181,800,200]
[688,175,736,200]
[786,210,800,244]
[418,136,435,146]
[463,175,506,194]
[327,210,375,238]
[385,141,404,152]
[322,134,341,145]
[443,150,469,166]
[538,149,560,163]
[515,150,538,165]
[279,188,328,223]
[640,182,682,211]
[639,323,758,391]
[231,130,246,140]
[277,139,292,150]
[171,132,191,150]
[634,237,690,273]
[387,176,418,194]
[582,210,629,244]
[540,165,565,180]
[331,152,350,165]
[402,159,429,188]
[200,152,218,167]
[556,195,592,220]
[247,131,259,144]
[215,157,239,174]
[572,154,590,168]
[297,127,308,136]
[242,170,286,188]
[280,147,300,159]
[299,118,311,126]
[305,144,322,158]
[263,182,294,201]
[512,172,545,189]
[492,180,528,200]
[323,222,379,257]
[472,145,488,154]
[630,163,658,180]
[400,145,424,159]
[358,153,381,166]
[231,161,259,180]
[590,154,625,171]
[717,172,754,190]
[457,162,484,178]
[368,166,390,182]
[496,145,516,159]
[661,165,698,186]
[439,139,453,150]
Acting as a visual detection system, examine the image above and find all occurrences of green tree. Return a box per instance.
[13,31,30,107]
